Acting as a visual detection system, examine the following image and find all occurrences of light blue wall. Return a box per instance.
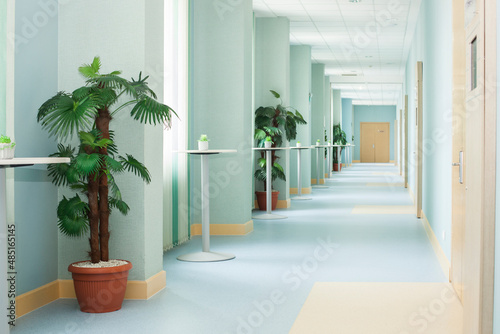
[404,0,452,261]
[190,0,253,223]
[311,64,325,181]
[14,0,59,294]
[353,105,396,161]
[254,17,291,201]
[342,98,353,145]
[289,46,311,191]
[0,0,6,134]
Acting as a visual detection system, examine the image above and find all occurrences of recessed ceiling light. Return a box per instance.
[349,0,362,2]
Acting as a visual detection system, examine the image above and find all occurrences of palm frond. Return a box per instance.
[254,129,267,140]
[37,93,97,139]
[129,96,177,127]
[130,72,157,99]
[119,154,151,183]
[47,144,76,187]
[109,197,130,215]
[105,155,124,173]
[108,173,123,201]
[75,153,103,177]
[57,195,89,237]
[78,56,101,79]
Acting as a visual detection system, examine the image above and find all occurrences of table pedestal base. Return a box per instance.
[252,213,287,220]
[177,251,235,262]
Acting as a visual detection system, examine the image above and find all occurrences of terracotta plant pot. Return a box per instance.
[333,163,342,172]
[255,190,279,211]
[68,260,132,313]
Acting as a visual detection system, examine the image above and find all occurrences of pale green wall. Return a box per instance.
[190,0,253,224]
[353,105,396,161]
[57,0,165,281]
[404,0,452,260]
[0,0,6,134]
[254,17,290,201]
[332,89,342,130]
[311,64,325,180]
[342,98,353,145]
[289,45,312,190]
[13,0,60,295]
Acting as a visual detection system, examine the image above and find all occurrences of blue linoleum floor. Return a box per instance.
[12,164,446,334]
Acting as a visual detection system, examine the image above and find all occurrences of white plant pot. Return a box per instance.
[296,143,302,148]
[316,142,320,146]
[0,143,15,159]
[198,141,208,151]
[264,141,272,148]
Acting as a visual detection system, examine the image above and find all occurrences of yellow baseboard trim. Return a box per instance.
[421,211,451,281]
[16,281,59,318]
[290,187,312,195]
[390,160,395,163]
[277,199,291,209]
[18,270,167,318]
[353,160,360,163]
[311,179,325,185]
[191,220,253,236]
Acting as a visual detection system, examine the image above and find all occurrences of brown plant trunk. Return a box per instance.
[88,173,100,263]
[96,107,111,262]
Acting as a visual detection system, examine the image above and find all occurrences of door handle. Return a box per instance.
[452,151,463,184]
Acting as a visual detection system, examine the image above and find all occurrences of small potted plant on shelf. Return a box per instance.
[264,136,273,148]
[316,139,320,146]
[198,134,209,150]
[254,90,306,211]
[0,135,15,159]
[296,141,301,148]
[332,123,347,171]
[37,57,176,313]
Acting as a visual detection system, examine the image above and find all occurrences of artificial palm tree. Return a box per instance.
[332,123,347,164]
[38,57,176,264]
[254,90,306,189]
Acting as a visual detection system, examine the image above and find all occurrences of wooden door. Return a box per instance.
[360,122,390,163]
[460,0,497,332]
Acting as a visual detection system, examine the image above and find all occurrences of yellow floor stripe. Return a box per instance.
[290,282,463,334]
[351,205,414,214]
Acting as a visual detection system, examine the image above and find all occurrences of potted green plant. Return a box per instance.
[264,136,273,148]
[198,134,209,150]
[332,123,347,171]
[254,90,306,210]
[37,57,176,313]
[0,135,15,159]
[296,141,301,148]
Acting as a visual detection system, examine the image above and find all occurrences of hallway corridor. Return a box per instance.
[13,164,456,334]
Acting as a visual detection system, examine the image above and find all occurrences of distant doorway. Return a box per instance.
[360,122,390,163]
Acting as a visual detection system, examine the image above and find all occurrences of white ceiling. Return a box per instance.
[253,0,422,105]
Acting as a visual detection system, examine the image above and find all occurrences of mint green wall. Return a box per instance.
[190,0,253,223]
[0,0,6,134]
[311,64,325,180]
[254,17,290,201]
[13,1,60,295]
[57,0,165,281]
[353,105,396,161]
[404,0,452,260]
[332,89,342,129]
[289,46,311,190]
[342,99,353,145]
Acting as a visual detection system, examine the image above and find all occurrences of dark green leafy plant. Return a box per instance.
[332,123,347,164]
[254,90,306,189]
[38,57,176,263]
